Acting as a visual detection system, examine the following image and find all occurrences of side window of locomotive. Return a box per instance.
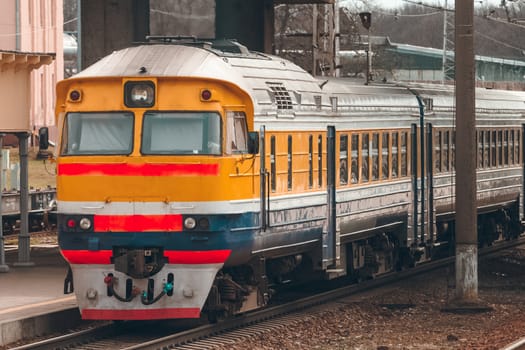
[400,132,408,177]
[512,129,519,165]
[362,133,369,183]
[309,135,313,188]
[391,132,398,178]
[270,136,276,192]
[287,135,293,191]
[491,130,497,167]
[61,112,134,155]
[503,130,509,166]
[443,130,450,172]
[451,130,456,170]
[142,112,221,155]
[340,134,348,185]
[318,135,323,188]
[434,131,442,173]
[498,130,503,166]
[381,133,389,180]
[351,134,359,184]
[372,133,379,181]
[477,131,483,169]
[509,130,515,165]
[226,111,248,154]
[483,131,490,168]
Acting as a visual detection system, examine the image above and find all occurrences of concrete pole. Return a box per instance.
[77,0,82,72]
[453,0,482,307]
[14,132,33,267]
[0,134,9,273]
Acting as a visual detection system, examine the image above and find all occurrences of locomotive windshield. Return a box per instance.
[61,112,134,155]
[141,112,221,155]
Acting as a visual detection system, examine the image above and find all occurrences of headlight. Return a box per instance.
[79,217,92,230]
[124,81,155,107]
[184,217,197,230]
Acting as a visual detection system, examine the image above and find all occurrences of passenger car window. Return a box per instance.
[351,134,359,183]
[362,133,369,182]
[340,134,348,185]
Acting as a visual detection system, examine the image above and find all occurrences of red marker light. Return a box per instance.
[69,90,81,101]
[201,89,212,101]
[67,219,77,228]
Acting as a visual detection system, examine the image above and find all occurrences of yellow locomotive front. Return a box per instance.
[55,45,260,320]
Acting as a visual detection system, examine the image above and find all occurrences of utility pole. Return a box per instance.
[446,0,488,312]
[312,3,336,76]
[403,0,454,82]
[441,0,455,82]
[358,12,372,84]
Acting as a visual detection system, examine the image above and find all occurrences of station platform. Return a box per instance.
[0,245,81,347]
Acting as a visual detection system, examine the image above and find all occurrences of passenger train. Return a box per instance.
[52,38,525,321]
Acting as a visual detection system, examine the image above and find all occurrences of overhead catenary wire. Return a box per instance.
[351,3,525,55]
[0,17,76,38]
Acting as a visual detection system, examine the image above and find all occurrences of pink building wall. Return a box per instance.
[0,0,63,141]
[0,2,17,49]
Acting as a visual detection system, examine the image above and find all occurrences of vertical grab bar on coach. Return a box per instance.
[427,123,435,246]
[260,126,267,231]
[411,123,418,245]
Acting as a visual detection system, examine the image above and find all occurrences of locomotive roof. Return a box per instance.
[72,43,525,117]
[73,43,421,115]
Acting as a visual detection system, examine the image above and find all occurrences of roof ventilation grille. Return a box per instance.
[267,82,293,110]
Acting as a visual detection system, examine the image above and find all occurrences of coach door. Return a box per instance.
[323,125,340,271]
[411,121,435,253]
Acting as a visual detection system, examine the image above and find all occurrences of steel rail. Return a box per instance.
[11,236,525,350]
[120,237,525,350]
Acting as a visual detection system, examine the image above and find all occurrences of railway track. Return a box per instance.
[10,236,525,350]
[503,339,525,350]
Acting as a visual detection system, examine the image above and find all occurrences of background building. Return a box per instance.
[0,0,63,143]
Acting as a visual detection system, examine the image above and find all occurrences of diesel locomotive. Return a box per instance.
[53,39,525,321]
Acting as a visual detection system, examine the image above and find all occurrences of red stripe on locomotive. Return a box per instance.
[61,249,231,264]
[81,307,201,320]
[94,214,183,232]
[57,163,220,176]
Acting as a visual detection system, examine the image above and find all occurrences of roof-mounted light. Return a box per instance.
[124,81,155,108]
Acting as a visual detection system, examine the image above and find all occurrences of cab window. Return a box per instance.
[141,111,221,155]
[61,112,134,155]
[226,111,248,154]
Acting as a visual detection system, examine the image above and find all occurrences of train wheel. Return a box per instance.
[207,310,226,323]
